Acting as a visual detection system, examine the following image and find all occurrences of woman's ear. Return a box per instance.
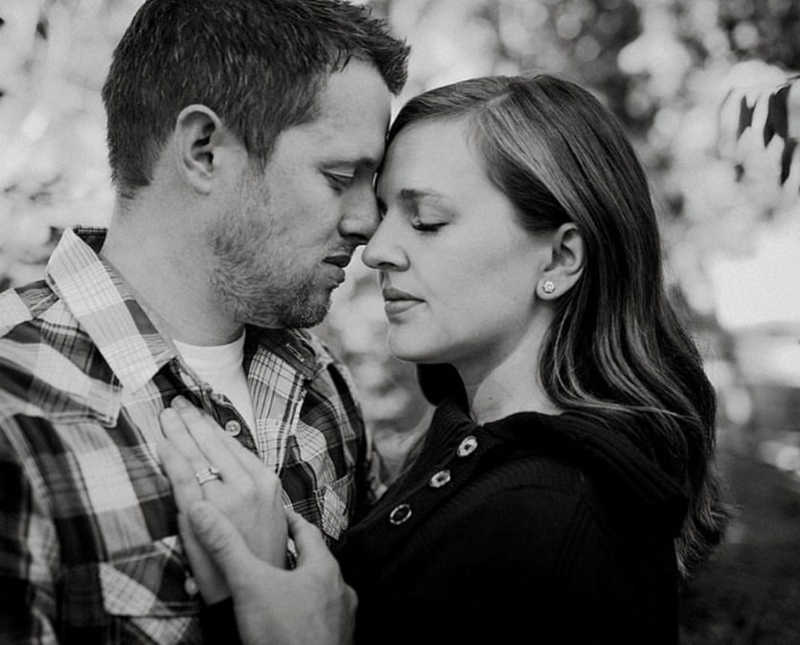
[537,223,584,300]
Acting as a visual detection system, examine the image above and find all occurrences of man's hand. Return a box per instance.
[187,502,357,645]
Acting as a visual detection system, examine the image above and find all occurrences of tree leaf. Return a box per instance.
[764,84,789,146]
[737,95,756,140]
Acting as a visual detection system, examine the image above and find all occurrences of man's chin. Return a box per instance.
[244,298,331,330]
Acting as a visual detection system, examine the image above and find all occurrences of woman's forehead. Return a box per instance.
[381,119,480,180]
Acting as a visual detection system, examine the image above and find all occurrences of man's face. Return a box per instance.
[208,59,391,328]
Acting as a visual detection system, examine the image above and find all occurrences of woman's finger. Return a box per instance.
[169,399,284,512]
[285,509,330,568]
[156,437,203,511]
[171,397,267,479]
[163,400,288,568]
[217,429,277,480]
[187,500,270,592]
[160,405,243,495]
[168,398,252,490]
[160,407,216,472]
[177,512,231,604]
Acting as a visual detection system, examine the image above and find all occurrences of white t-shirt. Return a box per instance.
[173,333,256,430]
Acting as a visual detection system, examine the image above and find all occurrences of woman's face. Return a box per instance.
[363,118,553,370]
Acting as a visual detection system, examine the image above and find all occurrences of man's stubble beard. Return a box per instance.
[206,193,332,330]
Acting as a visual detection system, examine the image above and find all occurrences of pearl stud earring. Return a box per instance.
[542,280,556,295]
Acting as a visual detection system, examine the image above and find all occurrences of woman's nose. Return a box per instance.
[361,218,408,271]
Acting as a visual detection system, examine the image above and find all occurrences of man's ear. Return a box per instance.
[537,223,585,300]
[173,104,229,195]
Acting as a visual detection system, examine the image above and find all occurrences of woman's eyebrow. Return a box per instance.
[376,188,456,218]
[398,188,453,208]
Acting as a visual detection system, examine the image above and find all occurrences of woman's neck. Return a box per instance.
[465,374,560,425]
[456,331,561,425]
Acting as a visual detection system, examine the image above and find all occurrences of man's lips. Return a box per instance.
[321,254,352,286]
[324,254,352,268]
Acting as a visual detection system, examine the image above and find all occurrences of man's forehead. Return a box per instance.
[296,113,389,167]
[310,92,389,132]
[274,60,391,166]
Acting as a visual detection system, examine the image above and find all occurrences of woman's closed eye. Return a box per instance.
[411,221,445,232]
[410,209,447,232]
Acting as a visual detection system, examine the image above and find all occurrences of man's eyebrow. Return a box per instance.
[321,156,383,171]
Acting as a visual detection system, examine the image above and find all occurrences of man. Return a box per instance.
[0,0,408,642]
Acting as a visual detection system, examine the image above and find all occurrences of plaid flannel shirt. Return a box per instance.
[0,228,370,644]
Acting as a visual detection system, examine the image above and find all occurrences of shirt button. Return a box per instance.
[389,503,412,526]
[457,435,478,457]
[429,469,451,488]
[224,420,242,437]
[184,575,199,597]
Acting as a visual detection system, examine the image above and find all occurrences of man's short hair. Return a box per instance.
[101,0,409,199]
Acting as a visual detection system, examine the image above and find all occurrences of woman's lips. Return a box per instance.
[382,286,424,316]
[384,299,423,315]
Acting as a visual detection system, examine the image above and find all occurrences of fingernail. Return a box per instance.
[172,395,190,409]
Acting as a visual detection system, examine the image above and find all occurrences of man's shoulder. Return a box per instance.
[0,281,111,423]
[0,280,61,336]
[0,279,83,364]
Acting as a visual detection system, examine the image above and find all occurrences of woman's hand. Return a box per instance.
[157,396,288,603]
[188,502,357,645]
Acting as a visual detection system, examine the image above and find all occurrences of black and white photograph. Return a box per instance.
[0,1,798,643]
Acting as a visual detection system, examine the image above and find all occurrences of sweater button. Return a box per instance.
[184,575,199,597]
[389,503,412,525]
[429,469,451,488]
[457,435,478,457]
[224,420,242,437]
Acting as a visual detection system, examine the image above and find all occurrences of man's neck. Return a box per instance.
[101,200,243,346]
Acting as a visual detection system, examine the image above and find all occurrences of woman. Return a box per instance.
[158,74,726,644]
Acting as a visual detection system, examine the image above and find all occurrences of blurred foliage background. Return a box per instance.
[1,0,799,641]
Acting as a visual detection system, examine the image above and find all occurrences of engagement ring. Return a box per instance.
[194,465,222,486]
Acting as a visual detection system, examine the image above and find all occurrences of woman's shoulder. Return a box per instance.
[451,446,596,519]
[437,448,616,559]
[379,402,686,530]
[345,404,684,566]
[342,411,604,559]
[481,408,690,535]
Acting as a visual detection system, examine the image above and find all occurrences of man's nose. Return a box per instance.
[339,188,380,244]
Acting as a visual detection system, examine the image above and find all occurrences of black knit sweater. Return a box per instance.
[336,400,689,644]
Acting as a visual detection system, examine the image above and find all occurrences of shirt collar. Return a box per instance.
[45,227,177,392]
[246,326,332,380]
